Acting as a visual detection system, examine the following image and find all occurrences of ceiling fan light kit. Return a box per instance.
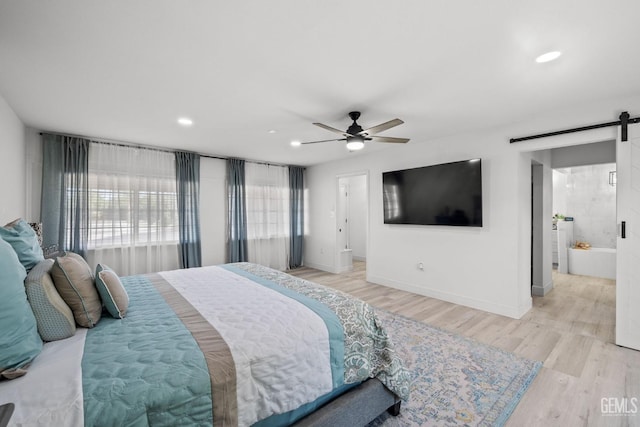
[346,136,365,151]
[301,111,409,151]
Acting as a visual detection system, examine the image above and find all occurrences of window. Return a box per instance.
[87,143,178,250]
[244,162,290,270]
[245,182,290,240]
[87,178,179,248]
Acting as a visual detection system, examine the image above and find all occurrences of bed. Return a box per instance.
[0,261,410,427]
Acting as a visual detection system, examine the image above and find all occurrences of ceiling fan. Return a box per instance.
[300,111,410,151]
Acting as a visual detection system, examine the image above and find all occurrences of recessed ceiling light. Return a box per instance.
[177,117,193,126]
[290,141,301,147]
[268,129,277,134]
[535,51,562,63]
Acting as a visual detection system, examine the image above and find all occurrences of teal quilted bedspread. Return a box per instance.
[81,275,213,427]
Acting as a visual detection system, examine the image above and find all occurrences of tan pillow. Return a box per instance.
[50,252,102,328]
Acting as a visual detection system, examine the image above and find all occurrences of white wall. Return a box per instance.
[306,128,523,317]
[530,151,553,297]
[553,169,568,216]
[25,127,42,222]
[0,92,26,223]
[551,140,615,169]
[305,94,640,319]
[200,157,227,265]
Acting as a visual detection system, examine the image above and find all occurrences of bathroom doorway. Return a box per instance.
[528,140,618,344]
[335,172,369,274]
[529,139,616,288]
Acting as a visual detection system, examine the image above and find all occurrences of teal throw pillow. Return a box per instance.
[0,218,45,272]
[95,264,129,319]
[0,238,43,380]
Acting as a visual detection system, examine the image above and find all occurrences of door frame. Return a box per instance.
[530,159,554,296]
[335,171,370,273]
[519,130,619,327]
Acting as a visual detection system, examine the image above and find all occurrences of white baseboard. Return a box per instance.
[336,265,354,273]
[367,274,528,319]
[531,280,553,297]
[352,255,366,262]
[303,261,337,274]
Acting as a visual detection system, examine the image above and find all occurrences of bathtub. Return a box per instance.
[568,247,616,280]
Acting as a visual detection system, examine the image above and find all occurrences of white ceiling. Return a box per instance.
[1,1,639,166]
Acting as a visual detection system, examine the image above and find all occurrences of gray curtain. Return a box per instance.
[175,151,202,268]
[289,166,304,269]
[227,158,248,262]
[41,134,89,257]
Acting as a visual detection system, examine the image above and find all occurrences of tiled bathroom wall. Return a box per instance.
[554,163,617,249]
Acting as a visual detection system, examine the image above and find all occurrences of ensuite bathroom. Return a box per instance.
[552,162,617,281]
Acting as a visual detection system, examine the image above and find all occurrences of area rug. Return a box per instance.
[368,310,542,427]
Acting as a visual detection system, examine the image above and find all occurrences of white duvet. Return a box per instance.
[160,266,333,426]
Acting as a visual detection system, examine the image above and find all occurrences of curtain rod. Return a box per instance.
[509,111,640,143]
[38,130,305,169]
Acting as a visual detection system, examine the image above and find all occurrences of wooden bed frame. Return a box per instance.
[294,378,401,426]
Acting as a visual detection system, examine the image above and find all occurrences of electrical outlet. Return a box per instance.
[417,262,424,271]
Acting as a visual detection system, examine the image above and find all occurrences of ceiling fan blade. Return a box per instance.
[370,135,410,143]
[359,118,404,136]
[313,122,352,136]
[301,138,347,145]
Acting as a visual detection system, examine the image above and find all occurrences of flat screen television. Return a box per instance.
[383,159,482,226]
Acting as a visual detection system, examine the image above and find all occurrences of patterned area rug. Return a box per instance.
[369,310,542,427]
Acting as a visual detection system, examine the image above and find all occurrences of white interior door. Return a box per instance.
[616,123,640,350]
[337,180,349,250]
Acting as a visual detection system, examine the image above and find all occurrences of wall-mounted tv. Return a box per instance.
[383,159,483,227]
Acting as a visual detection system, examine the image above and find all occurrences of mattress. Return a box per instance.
[0,262,409,426]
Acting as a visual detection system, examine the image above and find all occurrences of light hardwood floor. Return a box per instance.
[288,262,640,427]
